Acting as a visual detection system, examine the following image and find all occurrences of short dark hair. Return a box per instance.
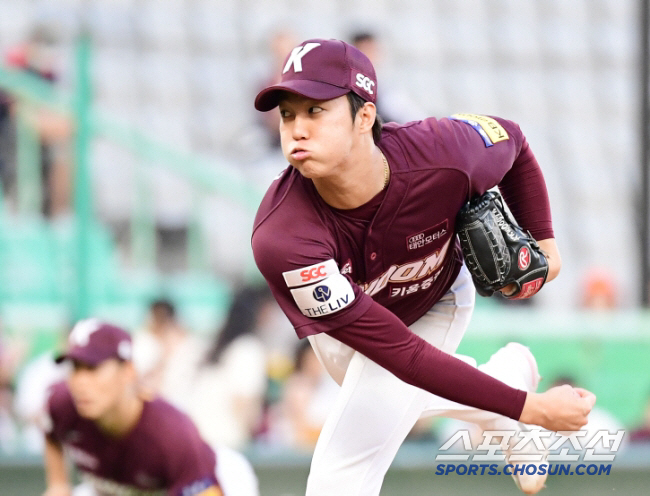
[346,92,383,144]
[204,285,273,365]
[150,299,175,320]
[351,31,376,46]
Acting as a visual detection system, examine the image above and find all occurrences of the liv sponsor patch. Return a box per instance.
[290,273,355,318]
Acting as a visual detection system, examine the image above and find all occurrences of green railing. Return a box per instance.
[0,36,263,320]
[73,34,93,321]
[0,41,262,208]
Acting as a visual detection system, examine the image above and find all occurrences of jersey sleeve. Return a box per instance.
[252,218,373,339]
[405,115,553,239]
[44,382,76,442]
[439,114,524,196]
[328,300,527,420]
[497,138,554,240]
[164,414,222,496]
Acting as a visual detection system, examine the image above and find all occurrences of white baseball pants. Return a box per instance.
[306,265,530,496]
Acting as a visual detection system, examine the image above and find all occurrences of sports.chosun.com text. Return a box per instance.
[435,463,612,476]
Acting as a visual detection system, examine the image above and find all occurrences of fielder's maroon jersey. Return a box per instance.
[252,115,553,340]
[45,382,220,496]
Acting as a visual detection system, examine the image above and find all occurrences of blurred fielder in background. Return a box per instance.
[42,319,259,496]
[252,38,596,495]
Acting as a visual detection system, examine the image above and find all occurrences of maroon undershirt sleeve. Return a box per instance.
[497,138,554,240]
[328,301,527,421]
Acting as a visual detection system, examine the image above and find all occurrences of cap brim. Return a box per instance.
[54,349,108,366]
[255,80,350,111]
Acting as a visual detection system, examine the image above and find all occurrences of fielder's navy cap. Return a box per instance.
[255,38,378,111]
[55,319,132,366]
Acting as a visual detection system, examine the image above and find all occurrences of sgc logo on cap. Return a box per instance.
[355,73,375,95]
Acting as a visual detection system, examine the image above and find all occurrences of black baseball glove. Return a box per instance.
[456,191,549,299]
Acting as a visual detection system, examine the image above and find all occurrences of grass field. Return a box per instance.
[3,463,649,495]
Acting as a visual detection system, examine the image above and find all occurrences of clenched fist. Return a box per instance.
[519,385,596,431]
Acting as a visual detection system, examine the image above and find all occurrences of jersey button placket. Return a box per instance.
[370,252,377,260]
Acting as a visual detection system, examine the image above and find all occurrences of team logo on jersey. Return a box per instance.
[518,246,531,270]
[181,477,223,496]
[65,430,82,443]
[135,471,161,488]
[67,446,99,470]
[81,473,159,496]
[196,488,224,496]
[363,238,452,297]
[450,113,509,147]
[407,221,448,251]
[312,285,332,302]
[341,259,353,275]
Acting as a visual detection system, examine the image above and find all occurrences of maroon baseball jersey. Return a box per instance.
[45,382,220,496]
[252,115,553,340]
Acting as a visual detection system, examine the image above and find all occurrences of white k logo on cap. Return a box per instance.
[69,318,102,346]
[283,42,321,74]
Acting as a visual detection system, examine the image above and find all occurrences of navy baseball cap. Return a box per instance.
[255,38,378,111]
[55,319,132,366]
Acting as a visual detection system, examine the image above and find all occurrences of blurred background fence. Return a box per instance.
[1,0,650,494]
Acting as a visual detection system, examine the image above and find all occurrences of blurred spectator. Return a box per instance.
[0,348,18,454]
[267,339,339,451]
[0,88,16,199]
[255,29,298,151]
[12,349,67,454]
[132,298,207,408]
[629,392,650,443]
[2,24,72,218]
[12,321,80,455]
[350,30,424,124]
[236,29,299,188]
[0,324,27,454]
[185,286,269,450]
[580,268,619,309]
